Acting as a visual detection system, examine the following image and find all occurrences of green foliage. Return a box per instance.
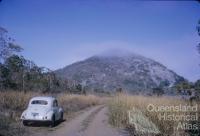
[152,87,164,96]
[0,55,68,93]
[159,80,170,88]
[194,80,200,90]
[0,27,71,93]
[175,81,192,91]
[76,84,82,92]
[116,87,123,93]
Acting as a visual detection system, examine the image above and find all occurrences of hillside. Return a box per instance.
[56,52,184,94]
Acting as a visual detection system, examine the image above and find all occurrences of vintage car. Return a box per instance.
[21,96,63,127]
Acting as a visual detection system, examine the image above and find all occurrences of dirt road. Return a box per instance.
[31,105,125,136]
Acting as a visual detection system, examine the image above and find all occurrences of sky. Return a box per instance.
[0,0,200,81]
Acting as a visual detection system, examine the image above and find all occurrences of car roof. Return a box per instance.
[30,96,56,102]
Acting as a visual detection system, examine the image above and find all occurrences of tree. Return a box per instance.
[116,87,123,93]
[0,27,66,93]
[152,87,164,96]
[0,63,10,89]
[76,84,82,92]
[4,55,26,90]
[174,80,193,94]
[194,80,200,90]
[159,80,170,88]
[0,27,23,62]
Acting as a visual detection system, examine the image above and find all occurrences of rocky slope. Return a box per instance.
[56,52,184,94]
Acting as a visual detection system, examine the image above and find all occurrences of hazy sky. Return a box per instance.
[0,0,200,81]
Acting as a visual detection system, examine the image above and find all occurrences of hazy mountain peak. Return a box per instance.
[56,52,184,94]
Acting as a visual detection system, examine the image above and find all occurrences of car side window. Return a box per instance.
[53,100,58,107]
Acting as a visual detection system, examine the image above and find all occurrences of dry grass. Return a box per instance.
[58,94,101,117]
[108,94,200,136]
[0,91,38,119]
[0,91,101,136]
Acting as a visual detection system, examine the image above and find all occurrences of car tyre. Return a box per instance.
[50,115,55,127]
[60,112,63,122]
[23,120,29,126]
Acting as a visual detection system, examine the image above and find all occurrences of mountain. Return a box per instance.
[56,52,184,94]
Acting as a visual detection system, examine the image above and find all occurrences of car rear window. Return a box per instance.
[31,100,48,105]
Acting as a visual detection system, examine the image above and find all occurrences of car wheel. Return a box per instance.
[50,115,55,127]
[60,112,63,122]
[23,120,29,126]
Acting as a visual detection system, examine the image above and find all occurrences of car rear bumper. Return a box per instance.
[22,119,51,122]
[21,115,51,121]
[22,120,53,126]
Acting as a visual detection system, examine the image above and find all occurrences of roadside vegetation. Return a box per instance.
[108,93,200,136]
[0,91,100,136]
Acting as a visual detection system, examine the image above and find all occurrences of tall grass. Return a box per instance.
[108,94,199,135]
[0,91,37,120]
[59,94,100,116]
[0,91,100,119]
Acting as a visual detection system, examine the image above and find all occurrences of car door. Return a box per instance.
[52,100,59,120]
